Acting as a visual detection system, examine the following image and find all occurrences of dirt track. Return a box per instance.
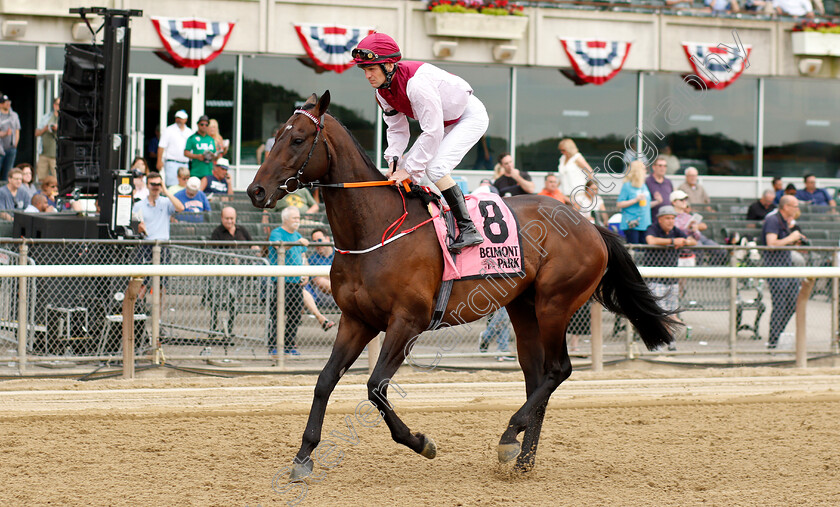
[2,368,840,506]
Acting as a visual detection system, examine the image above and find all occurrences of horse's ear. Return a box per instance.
[304,93,318,108]
[317,90,331,115]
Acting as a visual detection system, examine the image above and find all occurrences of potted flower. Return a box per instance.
[425,0,529,40]
[791,21,840,56]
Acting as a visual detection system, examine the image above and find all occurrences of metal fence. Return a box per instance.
[0,239,838,373]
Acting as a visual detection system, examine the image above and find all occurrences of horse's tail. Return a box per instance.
[592,226,677,351]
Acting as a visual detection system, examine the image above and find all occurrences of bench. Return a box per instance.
[678,278,765,340]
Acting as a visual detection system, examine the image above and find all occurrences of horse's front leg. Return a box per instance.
[367,315,436,458]
[290,314,377,481]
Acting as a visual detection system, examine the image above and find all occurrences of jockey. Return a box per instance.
[352,32,486,253]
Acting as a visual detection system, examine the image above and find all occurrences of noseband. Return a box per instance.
[281,108,331,193]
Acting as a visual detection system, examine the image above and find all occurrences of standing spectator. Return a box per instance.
[493,153,535,197]
[34,97,60,182]
[471,135,493,172]
[795,174,835,210]
[0,94,21,180]
[760,195,805,349]
[174,177,211,223]
[577,180,609,225]
[705,0,740,12]
[660,144,681,175]
[645,205,696,350]
[479,308,514,358]
[256,126,281,165]
[17,163,35,194]
[773,0,814,17]
[267,206,309,356]
[0,168,30,220]
[678,167,712,211]
[557,138,594,198]
[537,174,569,203]
[24,193,54,213]
[168,166,191,194]
[146,125,160,171]
[130,157,150,203]
[201,157,234,199]
[157,110,192,187]
[208,206,258,336]
[184,115,216,180]
[208,119,229,158]
[747,190,777,221]
[134,172,186,317]
[471,178,499,196]
[646,155,674,218]
[617,160,652,244]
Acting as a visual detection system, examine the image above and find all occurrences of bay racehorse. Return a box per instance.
[247,92,675,479]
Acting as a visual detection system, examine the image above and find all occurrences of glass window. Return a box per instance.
[130,50,196,76]
[46,46,65,71]
[241,56,376,165]
[377,63,510,172]
[0,43,38,70]
[763,78,840,179]
[643,73,757,176]
[515,68,637,178]
[205,54,236,160]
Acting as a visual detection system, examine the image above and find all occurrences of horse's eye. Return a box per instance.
[293,138,304,145]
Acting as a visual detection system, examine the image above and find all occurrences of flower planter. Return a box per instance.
[791,31,840,57]
[425,12,528,40]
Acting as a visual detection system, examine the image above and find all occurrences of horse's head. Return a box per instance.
[247,91,332,208]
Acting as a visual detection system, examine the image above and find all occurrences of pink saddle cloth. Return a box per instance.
[431,193,524,281]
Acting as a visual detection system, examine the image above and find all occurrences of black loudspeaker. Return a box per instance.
[57,44,105,196]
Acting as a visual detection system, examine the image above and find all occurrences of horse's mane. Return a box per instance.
[327,111,386,182]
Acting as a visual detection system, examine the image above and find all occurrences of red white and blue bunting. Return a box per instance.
[294,24,375,73]
[682,42,752,90]
[559,38,632,86]
[151,17,235,68]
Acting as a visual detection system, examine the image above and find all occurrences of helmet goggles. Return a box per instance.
[352,48,402,65]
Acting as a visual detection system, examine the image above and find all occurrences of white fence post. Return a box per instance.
[274,245,285,368]
[151,244,161,347]
[17,243,28,374]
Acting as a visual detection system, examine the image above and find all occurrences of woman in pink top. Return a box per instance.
[353,32,487,253]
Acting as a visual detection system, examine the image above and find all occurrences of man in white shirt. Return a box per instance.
[156,110,193,187]
[352,33,487,253]
[773,0,814,16]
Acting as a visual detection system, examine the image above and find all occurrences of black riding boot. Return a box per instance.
[441,185,483,253]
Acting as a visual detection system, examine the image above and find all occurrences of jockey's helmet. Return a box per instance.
[352,33,402,66]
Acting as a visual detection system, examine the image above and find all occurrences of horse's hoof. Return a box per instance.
[514,457,535,473]
[497,441,521,463]
[420,435,437,459]
[289,460,314,482]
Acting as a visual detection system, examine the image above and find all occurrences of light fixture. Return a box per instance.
[798,58,822,77]
[72,22,92,41]
[2,20,27,39]
[492,44,517,62]
[432,41,458,59]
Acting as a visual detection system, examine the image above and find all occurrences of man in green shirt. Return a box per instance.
[183,115,216,179]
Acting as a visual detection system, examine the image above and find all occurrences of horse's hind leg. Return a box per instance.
[290,314,378,480]
[368,316,436,458]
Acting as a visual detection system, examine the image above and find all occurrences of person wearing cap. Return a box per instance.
[202,157,234,199]
[157,110,193,187]
[184,115,217,180]
[352,32,486,253]
[0,93,21,181]
[671,189,724,265]
[174,176,211,223]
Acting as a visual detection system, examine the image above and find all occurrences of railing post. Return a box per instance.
[729,273,738,361]
[151,244,161,349]
[275,245,285,368]
[832,253,839,355]
[590,302,603,372]
[795,277,816,368]
[17,243,28,374]
[123,277,142,379]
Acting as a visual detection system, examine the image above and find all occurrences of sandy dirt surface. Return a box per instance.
[2,367,840,506]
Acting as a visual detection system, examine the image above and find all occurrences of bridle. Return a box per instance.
[279,108,331,194]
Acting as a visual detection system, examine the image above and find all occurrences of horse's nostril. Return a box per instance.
[252,186,266,201]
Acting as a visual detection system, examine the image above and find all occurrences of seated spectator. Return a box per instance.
[537,174,569,204]
[645,205,696,350]
[775,183,797,205]
[24,193,54,213]
[17,163,35,194]
[304,227,338,313]
[493,153,534,197]
[577,180,609,225]
[671,190,724,264]
[772,177,783,194]
[211,206,256,243]
[646,156,674,218]
[168,166,190,194]
[705,0,740,12]
[208,206,258,335]
[471,178,499,196]
[795,174,835,210]
[36,175,59,207]
[678,167,712,212]
[174,177,211,223]
[0,168,30,220]
[202,157,234,199]
[747,190,777,221]
[773,0,814,17]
